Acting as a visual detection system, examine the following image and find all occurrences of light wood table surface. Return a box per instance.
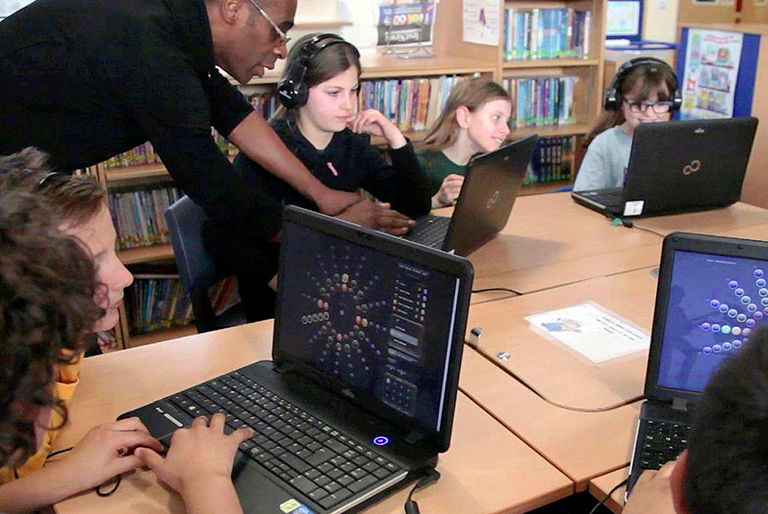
[589,467,629,514]
[632,202,768,237]
[459,346,641,491]
[461,193,664,296]
[466,268,659,411]
[53,322,573,514]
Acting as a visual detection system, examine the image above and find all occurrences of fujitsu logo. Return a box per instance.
[683,160,701,175]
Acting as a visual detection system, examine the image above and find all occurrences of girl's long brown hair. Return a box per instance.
[417,77,510,153]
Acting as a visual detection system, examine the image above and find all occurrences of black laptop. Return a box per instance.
[121,206,473,514]
[572,117,758,218]
[626,232,768,498]
[404,134,537,256]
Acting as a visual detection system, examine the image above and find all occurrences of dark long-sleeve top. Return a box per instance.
[0,0,267,234]
[206,117,432,242]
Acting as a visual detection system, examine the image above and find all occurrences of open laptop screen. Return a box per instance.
[657,250,768,393]
[277,222,463,434]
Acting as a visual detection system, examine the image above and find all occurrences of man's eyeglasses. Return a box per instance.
[247,0,291,46]
[623,99,673,114]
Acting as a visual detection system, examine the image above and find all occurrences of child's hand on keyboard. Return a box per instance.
[136,413,252,505]
[624,457,682,514]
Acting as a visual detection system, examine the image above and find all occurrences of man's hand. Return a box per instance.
[313,189,363,216]
[623,460,679,514]
[432,174,465,208]
[336,199,414,236]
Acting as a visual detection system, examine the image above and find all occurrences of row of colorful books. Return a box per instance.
[525,135,577,184]
[108,184,181,250]
[359,75,468,133]
[125,273,239,335]
[503,76,578,129]
[503,8,592,61]
[103,142,161,169]
[127,276,193,334]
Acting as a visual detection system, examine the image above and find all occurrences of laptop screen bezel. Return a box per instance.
[645,232,768,404]
[272,206,474,452]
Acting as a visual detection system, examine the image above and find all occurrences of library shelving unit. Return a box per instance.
[97,0,607,348]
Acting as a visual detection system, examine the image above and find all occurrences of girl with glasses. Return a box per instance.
[573,61,678,192]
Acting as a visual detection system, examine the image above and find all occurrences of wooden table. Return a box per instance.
[459,346,642,491]
[54,322,573,514]
[589,467,629,514]
[465,193,663,296]
[632,202,768,237]
[466,268,659,411]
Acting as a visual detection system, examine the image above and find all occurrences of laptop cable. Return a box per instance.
[471,287,522,296]
[588,477,628,514]
[404,469,441,514]
[43,445,123,497]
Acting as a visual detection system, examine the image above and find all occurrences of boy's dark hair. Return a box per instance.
[685,326,768,514]
[0,147,107,228]
[0,192,103,468]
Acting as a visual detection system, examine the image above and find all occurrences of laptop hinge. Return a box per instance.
[273,362,295,374]
[672,397,689,412]
[404,430,426,445]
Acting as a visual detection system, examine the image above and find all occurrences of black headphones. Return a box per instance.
[603,57,682,111]
[276,33,359,110]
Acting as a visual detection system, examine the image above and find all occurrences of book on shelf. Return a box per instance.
[96,329,119,352]
[524,135,576,184]
[503,8,591,61]
[125,264,240,335]
[503,76,578,128]
[359,75,468,133]
[104,142,161,169]
[108,183,181,250]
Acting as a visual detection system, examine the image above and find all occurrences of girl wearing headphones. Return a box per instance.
[573,58,679,192]
[203,33,432,322]
[417,77,512,208]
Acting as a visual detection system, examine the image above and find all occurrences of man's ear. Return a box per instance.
[670,450,690,514]
[455,106,471,129]
[220,0,243,25]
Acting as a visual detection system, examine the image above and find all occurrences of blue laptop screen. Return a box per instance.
[278,223,461,433]
[657,250,768,393]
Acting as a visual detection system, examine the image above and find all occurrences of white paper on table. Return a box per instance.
[462,0,500,46]
[524,302,650,365]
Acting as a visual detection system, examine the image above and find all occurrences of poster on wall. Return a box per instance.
[375,1,437,47]
[0,0,34,17]
[462,0,500,46]
[681,29,743,120]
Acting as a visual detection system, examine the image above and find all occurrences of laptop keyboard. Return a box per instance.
[638,419,691,471]
[583,189,624,211]
[405,215,450,248]
[166,371,403,510]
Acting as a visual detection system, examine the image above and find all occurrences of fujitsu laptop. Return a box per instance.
[120,206,474,514]
[572,117,758,218]
[404,134,537,256]
[626,232,768,498]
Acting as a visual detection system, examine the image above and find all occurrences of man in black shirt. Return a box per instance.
[0,0,358,233]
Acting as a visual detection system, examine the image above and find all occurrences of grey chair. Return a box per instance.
[165,195,245,333]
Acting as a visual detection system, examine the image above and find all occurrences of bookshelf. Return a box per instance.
[96,0,606,348]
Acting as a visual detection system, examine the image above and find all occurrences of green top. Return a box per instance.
[416,150,468,196]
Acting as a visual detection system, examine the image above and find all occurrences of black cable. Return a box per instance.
[588,477,628,514]
[46,447,74,459]
[96,474,122,497]
[404,469,441,514]
[44,445,122,497]
[471,287,522,296]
